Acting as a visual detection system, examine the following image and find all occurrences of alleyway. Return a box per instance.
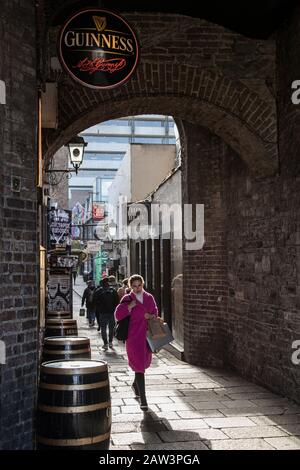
[73,276,300,450]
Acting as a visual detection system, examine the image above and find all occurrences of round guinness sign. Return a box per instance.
[58,9,139,90]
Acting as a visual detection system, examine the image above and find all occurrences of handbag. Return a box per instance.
[114,296,132,341]
[146,320,174,353]
[79,308,85,317]
[114,316,130,341]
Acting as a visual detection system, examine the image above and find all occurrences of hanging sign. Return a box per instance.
[58,8,139,89]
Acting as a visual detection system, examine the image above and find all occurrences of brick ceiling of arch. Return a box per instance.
[43,0,295,39]
[40,1,284,176]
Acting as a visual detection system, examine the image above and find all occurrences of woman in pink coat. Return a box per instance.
[114,274,158,411]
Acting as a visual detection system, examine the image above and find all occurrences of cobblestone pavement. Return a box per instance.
[73,276,300,450]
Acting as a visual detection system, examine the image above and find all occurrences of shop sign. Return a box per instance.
[92,203,105,220]
[58,8,139,89]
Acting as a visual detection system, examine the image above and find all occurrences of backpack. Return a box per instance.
[92,286,103,304]
[95,287,119,314]
[87,288,94,304]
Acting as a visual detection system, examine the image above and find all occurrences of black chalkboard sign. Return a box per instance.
[48,209,72,251]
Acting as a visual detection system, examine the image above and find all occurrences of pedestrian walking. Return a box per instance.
[114,274,159,411]
[72,268,77,285]
[108,275,120,290]
[94,277,119,350]
[117,278,131,301]
[81,280,96,326]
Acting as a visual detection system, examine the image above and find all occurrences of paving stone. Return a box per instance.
[221,425,289,439]
[112,420,168,434]
[216,385,268,394]
[164,419,209,431]
[225,392,279,400]
[145,390,186,397]
[220,399,258,409]
[111,398,125,406]
[177,377,219,384]
[277,424,300,436]
[264,436,300,449]
[146,383,196,390]
[218,406,292,417]
[195,429,229,440]
[193,382,223,389]
[121,404,160,414]
[112,432,162,446]
[180,389,221,397]
[111,422,137,433]
[192,401,226,410]
[178,410,225,419]
[131,441,209,450]
[250,398,292,407]
[109,445,131,451]
[159,428,228,441]
[156,403,197,412]
[123,396,173,406]
[170,394,223,404]
[204,417,257,428]
[208,439,275,450]
[249,414,300,426]
[149,411,182,421]
[158,430,205,442]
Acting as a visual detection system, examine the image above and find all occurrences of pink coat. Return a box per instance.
[114,291,158,373]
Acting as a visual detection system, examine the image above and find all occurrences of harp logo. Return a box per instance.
[58,8,139,90]
[93,16,107,32]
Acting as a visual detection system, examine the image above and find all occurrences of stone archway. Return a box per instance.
[44,70,277,177]
[42,10,281,374]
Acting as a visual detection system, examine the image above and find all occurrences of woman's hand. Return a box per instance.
[145,313,163,321]
[128,301,136,311]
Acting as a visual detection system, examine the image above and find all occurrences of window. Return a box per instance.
[84,152,124,161]
[77,170,117,178]
[134,120,163,127]
[133,137,164,144]
[101,179,113,196]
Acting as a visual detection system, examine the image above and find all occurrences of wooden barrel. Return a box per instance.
[37,360,111,450]
[46,310,72,320]
[42,337,91,362]
[45,319,78,338]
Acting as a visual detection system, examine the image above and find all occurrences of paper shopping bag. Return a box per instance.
[147,322,174,353]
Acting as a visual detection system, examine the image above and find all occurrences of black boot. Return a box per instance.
[135,372,148,411]
[131,379,140,398]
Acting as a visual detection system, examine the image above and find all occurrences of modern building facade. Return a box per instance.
[107,142,177,280]
[68,115,177,209]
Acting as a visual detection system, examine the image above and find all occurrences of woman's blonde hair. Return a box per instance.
[128,274,144,287]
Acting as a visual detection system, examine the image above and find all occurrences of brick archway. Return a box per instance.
[44,69,277,177]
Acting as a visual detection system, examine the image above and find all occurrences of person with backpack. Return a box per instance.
[94,277,119,350]
[81,280,96,327]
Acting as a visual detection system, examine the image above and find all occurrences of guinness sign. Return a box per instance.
[58,9,139,89]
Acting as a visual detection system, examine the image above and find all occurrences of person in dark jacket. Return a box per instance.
[81,280,96,326]
[94,277,119,350]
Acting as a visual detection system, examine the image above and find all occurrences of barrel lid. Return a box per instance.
[44,336,89,345]
[41,359,107,374]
